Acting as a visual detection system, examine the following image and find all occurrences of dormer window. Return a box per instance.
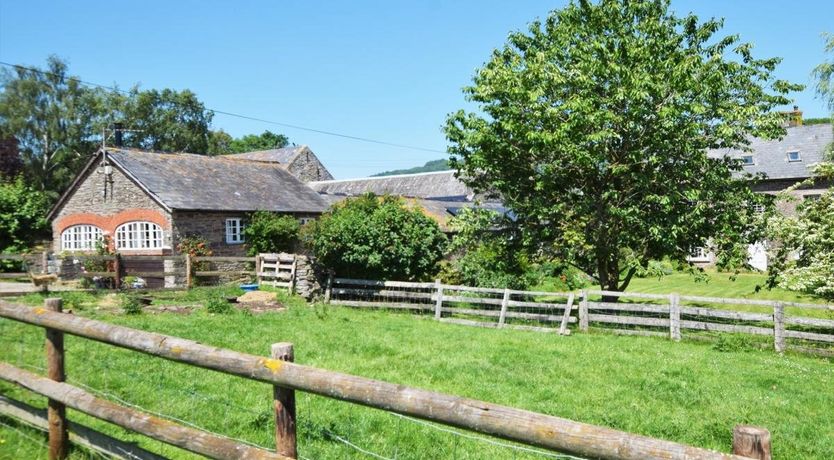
[787,151,801,162]
[741,155,754,166]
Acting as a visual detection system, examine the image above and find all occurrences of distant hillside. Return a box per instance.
[371,159,450,177]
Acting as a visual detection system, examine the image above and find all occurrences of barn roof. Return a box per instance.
[106,148,329,213]
[225,146,308,164]
[309,170,475,201]
[708,123,832,180]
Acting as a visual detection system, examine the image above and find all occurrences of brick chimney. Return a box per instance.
[785,105,803,127]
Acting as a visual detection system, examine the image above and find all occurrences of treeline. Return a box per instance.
[0,56,291,201]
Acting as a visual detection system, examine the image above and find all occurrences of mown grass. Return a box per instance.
[537,269,825,303]
[1,288,833,459]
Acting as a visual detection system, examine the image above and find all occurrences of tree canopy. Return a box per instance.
[0,56,293,201]
[104,87,214,154]
[0,56,101,198]
[445,0,800,292]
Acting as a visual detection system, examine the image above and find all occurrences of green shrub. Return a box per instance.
[119,294,142,315]
[303,194,447,280]
[444,208,534,289]
[533,260,591,291]
[0,177,50,257]
[243,211,300,255]
[205,295,232,314]
[712,334,757,353]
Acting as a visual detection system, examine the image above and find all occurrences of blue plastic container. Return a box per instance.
[240,283,259,292]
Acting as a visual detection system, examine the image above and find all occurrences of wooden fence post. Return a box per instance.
[45,298,68,460]
[324,274,332,304]
[185,254,193,289]
[669,293,681,342]
[558,293,575,336]
[41,251,48,274]
[255,254,262,285]
[113,253,121,290]
[498,288,510,327]
[579,290,589,332]
[733,425,771,460]
[271,343,297,459]
[434,279,443,320]
[773,302,785,354]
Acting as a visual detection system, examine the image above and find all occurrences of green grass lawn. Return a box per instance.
[538,269,827,304]
[1,289,833,459]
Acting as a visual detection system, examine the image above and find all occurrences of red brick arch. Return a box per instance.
[55,208,170,252]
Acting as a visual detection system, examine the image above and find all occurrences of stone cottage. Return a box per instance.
[692,122,833,269]
[47,147,329,259]
[225,145,333,182]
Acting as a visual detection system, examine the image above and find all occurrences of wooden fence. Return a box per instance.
[327,278,834,355]
[0,298,767,460]
[0,253,297,292]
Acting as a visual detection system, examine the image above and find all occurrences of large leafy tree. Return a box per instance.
[0,56,102,198]
[106,87,214,153]
[228,130,289,153]
[304,194,448,280]
[207,129,291,155]
[445,0,800,293]
[0,57,222,200]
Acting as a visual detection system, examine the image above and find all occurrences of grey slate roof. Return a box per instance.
[708,124,832,180]
[107,148,329,213]
[225,146,307,164]
[309,170,475,201]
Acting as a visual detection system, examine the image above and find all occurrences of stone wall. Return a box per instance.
[172,210,250,256]
[752,178,832,217]
[286,149,334,182]
[293,254,327,300]
[52,155,173,253]
[172,211,320,257]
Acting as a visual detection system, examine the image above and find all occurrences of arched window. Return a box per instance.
[61,225,103,251]
[116,222,164,250]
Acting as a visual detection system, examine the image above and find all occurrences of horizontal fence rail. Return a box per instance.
[0,253,266,291]
[0,364,286,460]
[0,300,753,460]
[327,277,834,355]
[0,395,166,460]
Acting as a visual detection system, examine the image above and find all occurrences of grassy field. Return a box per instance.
[538,269,827,304]
[1,287,833,459]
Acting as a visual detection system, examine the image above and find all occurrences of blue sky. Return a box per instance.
[1,1,832,179]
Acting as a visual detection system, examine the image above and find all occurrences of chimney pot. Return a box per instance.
[113,123,124,147]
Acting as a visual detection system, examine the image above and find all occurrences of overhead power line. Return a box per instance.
[0,60,447,155]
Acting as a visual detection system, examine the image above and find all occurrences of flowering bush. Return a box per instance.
[176,235,213,258]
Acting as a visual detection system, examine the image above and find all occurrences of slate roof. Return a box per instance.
[708,124,832,180]
[106,148,329,213]
[317,194,506,231]
[225,146,307,164]
[309,170,475,201]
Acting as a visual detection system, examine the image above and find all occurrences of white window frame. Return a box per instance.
[299,217,314,225]
[688,246,710,262]
[741,155,754,166]
[786,151,801,162]
[61,225,103,251]
[225,218,245,244]
[115,221,164,250]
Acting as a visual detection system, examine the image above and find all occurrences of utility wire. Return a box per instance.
[0,60,447,155]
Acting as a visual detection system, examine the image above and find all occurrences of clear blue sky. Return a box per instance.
[1,1,831,179]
